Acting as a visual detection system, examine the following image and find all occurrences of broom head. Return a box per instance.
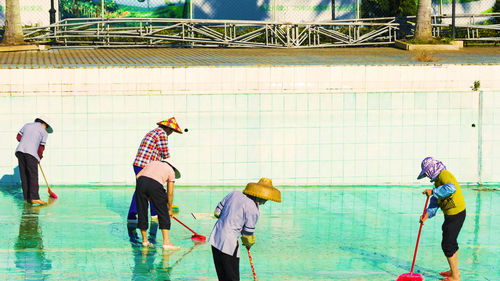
[396,273,424,281]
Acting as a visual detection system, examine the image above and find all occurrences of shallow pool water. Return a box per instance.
[0,185,498,280]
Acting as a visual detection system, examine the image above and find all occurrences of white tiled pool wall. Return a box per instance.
[0,65,499,185]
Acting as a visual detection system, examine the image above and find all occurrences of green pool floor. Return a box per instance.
[0,185,498,280]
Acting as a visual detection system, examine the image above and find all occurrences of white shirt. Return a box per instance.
[16,122,48,162]
[209,191,260,258]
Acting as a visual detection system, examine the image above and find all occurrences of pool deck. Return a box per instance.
[0,47,499,68]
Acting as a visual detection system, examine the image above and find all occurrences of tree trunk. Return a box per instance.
[1,0,25,45]
[415,0,433,41]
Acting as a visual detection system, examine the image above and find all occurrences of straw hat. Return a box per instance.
[243,178,281,203]
[157,117,182,134]
[34,118,53,134]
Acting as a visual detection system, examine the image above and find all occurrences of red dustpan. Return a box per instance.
[396,195,430,281]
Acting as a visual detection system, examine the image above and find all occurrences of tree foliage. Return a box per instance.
[60,0,118,19]
[493,0,500,24]
[361,0,417,18]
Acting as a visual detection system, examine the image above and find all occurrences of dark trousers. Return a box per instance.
[212,245,240,281]
[135,176,170,230]
[15,152,40,202]
[128,165,157,219]
[442,209,466,257]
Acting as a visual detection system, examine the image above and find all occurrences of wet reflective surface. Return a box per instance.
[0,185,499,280]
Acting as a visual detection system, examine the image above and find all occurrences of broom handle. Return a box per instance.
[410,195,430,275]
[38,162,50,190]
[172,216,198,235]
[248,248,257,281]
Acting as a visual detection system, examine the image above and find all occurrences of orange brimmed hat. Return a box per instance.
[157,117,182,134]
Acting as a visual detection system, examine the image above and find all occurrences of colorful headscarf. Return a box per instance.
[417,157,446,181]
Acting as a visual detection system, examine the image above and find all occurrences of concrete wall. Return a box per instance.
[0,64,499,186]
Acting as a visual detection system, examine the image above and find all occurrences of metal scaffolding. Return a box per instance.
[22,14,499,48]
[23,18,398,48]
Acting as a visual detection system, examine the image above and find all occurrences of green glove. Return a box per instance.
[214,212,220,218]
[241,234,255,248]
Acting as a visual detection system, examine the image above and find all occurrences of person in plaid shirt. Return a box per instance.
[127,117,183,223]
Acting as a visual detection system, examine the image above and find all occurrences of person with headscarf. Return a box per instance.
[209,178,281,281]
[15,118,54,205]
[127,117,183,223]
[417,157,466,281]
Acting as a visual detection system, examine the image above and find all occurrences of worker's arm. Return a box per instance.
[166,181,174,216]
[38,145,45,160]
[214,192,232,218]
[433,183,456,199]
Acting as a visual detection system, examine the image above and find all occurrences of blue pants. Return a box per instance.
[128,165,157,219]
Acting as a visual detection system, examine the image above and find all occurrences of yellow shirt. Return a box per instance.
[434,170,466,215]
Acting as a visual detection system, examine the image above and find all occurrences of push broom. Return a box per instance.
[396,195,430,281]
[172,216,206,242]
[38,163,58,199]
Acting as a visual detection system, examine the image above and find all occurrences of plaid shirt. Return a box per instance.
[133,127,169,168]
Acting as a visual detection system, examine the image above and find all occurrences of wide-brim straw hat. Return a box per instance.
[34,118,53,134]
[157,117,182,134]
[243,178,281,203]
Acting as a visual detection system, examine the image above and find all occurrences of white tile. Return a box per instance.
[256,66,271,87]
[186,95,200,112]
[199,95,212,112]
[308,94,320,111]
[269,67,284,91]
[296,94,308,111]
[293,67,308,91]
[172,68,186,92]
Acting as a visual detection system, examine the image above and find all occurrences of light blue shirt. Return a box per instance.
[16,122,48,162]
[209,191,260,258]
[426,183,456,218]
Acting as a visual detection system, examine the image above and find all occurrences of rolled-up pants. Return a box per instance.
[15,152,40,202]
[128,165,157,219]
[135,176,171,230]
[442,209,466,257]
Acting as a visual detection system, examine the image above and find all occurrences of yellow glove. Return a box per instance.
[241,234,255,248]
[214,212,220,218]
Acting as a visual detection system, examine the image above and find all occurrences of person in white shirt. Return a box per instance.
[209,178,281,281]
[15,118,53,205]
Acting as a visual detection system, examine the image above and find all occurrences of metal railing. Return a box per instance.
[431,13,500,41]
[22,13,499,48]
[23,17,399,48]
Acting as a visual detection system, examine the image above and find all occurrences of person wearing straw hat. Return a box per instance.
[15,118,54,205]
[127,117,183,223]
[417,157,466,281]
[209,178,281,281]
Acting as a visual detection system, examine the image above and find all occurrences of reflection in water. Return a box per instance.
[472,190,482,264]
[129,221,162,280]
[14,203,52,279]
[127,221,198,281]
